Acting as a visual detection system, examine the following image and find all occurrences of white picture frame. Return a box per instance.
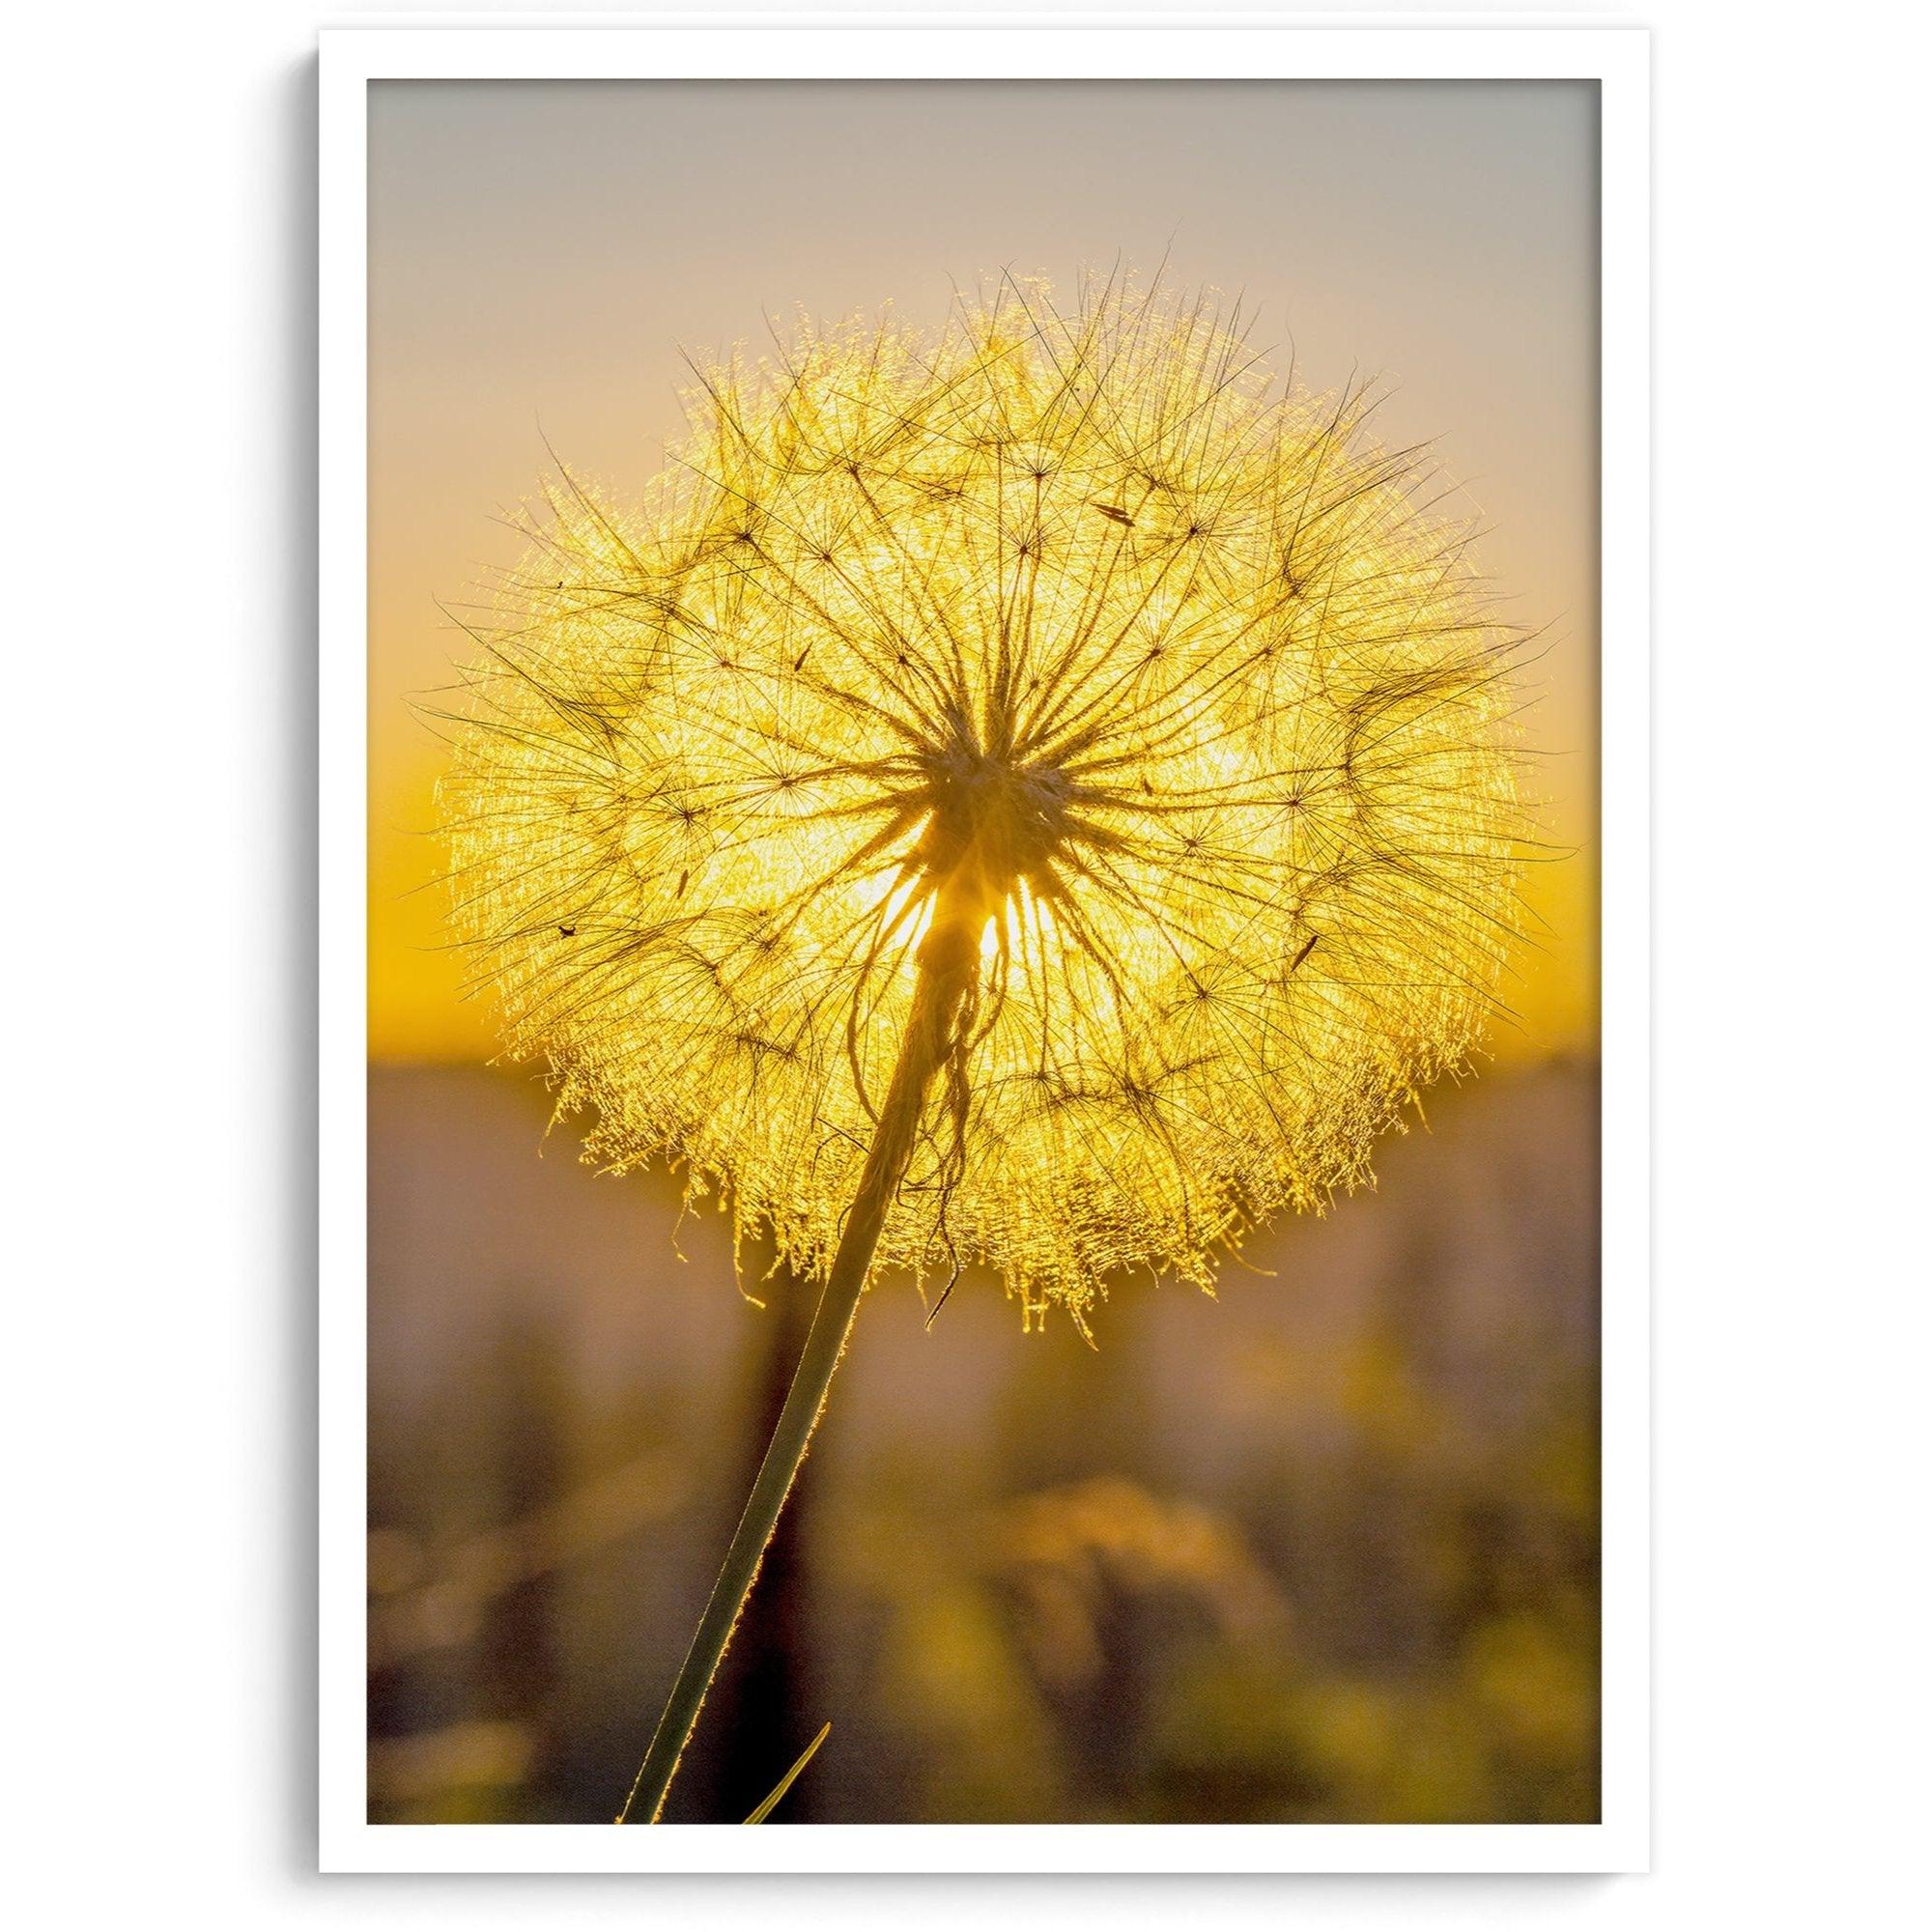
[321,12,1650,1877]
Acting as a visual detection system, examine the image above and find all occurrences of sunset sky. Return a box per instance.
[368,77,1600,1063]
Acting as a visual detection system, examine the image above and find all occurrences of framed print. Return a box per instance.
[320,14,1649,1875]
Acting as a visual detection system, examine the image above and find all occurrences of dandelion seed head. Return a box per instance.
[440,276,1526,1328]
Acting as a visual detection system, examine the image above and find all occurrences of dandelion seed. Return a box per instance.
[441,273,1525,1329]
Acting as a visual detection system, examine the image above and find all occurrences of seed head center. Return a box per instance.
[918,749,1072,917]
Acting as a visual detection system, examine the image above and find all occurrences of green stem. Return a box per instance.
[616,920,974,1824]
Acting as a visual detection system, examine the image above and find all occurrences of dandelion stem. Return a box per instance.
[616,914,977,1824]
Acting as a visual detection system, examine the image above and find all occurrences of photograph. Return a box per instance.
[328,24,1646,1872]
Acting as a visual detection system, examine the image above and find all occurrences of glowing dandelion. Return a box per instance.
[437,274,1526,1820]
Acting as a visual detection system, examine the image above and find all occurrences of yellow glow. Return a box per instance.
[439,277,1532,1324]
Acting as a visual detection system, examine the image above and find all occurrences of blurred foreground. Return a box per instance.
[368,1058,1599,1824]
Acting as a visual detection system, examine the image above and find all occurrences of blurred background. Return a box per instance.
[366,77,1601,1825]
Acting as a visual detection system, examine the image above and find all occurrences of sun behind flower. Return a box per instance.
[440,275,1525,1329]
